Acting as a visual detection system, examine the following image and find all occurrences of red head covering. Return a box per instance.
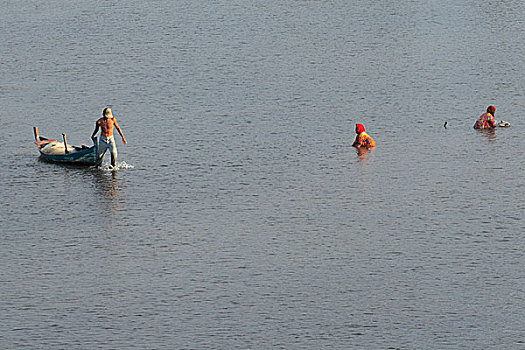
[356,123,365,134]
[486,105,496,115]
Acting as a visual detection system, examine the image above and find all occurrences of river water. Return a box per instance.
[1,1,524,349]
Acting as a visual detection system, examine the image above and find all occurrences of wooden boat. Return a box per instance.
[33,126,99,165]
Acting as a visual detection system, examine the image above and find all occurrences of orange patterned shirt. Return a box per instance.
[353,132,375,148]
[473,112,495,129]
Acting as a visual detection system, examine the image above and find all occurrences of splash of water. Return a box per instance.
[97,161,134,171]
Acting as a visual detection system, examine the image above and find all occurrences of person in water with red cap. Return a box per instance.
[473,105,496,129]
[352,123,375,148]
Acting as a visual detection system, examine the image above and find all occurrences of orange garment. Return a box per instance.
[473,112,495,129]
[353,132,376,148]
[473,105,496,129]
[96,116,120,137]
[353,123,375,148]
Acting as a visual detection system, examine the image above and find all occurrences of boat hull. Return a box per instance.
[38,146,98,165]
[34,126,99,166]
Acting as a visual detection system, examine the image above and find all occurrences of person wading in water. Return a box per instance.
[92,107,127,167]
[352,123,376,148]
[473,105,496,129]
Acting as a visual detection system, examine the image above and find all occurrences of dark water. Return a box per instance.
[1,1,524,348]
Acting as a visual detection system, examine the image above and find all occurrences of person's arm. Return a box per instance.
[489,115,496,128]
[91,123,99,140]
[352,135,361,147]
[114,119,127,145]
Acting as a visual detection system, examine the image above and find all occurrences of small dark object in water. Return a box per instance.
[443,121,447,128]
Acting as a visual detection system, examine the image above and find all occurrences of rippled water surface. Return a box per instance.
[1,1,524,348]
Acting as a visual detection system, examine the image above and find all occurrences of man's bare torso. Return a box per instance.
[97,116,117,137]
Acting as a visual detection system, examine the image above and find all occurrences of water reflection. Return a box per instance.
[92,169,121,215]
[37,159,124,217]
[355,147,373,162]
[476,128,496,143]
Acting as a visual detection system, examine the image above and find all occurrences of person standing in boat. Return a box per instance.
[91,107,127,167]
[473,105,496,129]
[352,123,375,148]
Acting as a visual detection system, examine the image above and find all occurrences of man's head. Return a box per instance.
[103,107,113,118]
